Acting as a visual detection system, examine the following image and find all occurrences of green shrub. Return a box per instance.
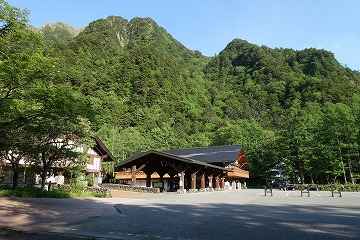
[0,187,70,198]
[294,183,359,191]
[0,185,109,198]
[86,174,95,187]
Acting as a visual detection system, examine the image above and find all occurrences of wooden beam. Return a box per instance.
[146,174,151,187]
[215,176,220,188]
[200,174,205,190]
[160,174,164,192]
[191,172,197,189]
[131,165,137,187]
[179,171,185,191]
[135,159,153,173]
[161,158,182,172]
[209,175,213,189]
[221,176,225,188]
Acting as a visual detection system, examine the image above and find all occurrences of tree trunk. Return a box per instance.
[40,152,48,191]
[9,153,21,189]
[296,139,305,184]
[341,163,347,183]
[12,168,19,189]
[347,148,354,184]
[310,172,314,184]
[40,172,47,191]
[337,138,347,183]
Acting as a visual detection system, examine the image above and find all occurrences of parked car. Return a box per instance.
[279,184,296,190]
[308,185,321,191]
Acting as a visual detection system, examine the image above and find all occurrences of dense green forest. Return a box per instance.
[1,1,360,186]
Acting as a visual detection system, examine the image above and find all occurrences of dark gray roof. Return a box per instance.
[93,136,115,162]
[115,150,230,172]
[162,145,243,163]
[115,145,246,173]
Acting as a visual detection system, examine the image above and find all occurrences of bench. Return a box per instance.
[300,187,310,197]
[264,185,273,196]
[331,187,342,197]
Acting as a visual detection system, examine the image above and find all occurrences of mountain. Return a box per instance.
[204,39,360,127]
[44,16,211,134]
[35,22,84,44]
[39,15,360,138]
[37,16,360,184]
[36,18,360,114]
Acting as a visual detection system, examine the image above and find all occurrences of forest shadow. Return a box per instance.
[0,196,119,232]
[109,200,360,239]
[1,193,359,240]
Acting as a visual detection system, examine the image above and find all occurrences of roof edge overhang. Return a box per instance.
[114,150,231,172]
[93,136,115,162]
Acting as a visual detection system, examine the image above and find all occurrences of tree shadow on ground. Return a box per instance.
[107,201,360,239]
[1,191,359,240]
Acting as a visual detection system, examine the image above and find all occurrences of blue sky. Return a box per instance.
[7,0,360,70]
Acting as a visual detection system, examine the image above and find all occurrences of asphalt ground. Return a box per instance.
[1,189,360,240]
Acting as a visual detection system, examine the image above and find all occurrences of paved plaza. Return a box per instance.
[1,189,360,239]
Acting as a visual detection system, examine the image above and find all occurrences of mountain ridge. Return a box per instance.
[34,16,359,72]
[26,15,360,184]
[39,22,84,35]
[33,22,84,44]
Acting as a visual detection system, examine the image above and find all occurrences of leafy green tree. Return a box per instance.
[25,85,93,191]
[2,152,23,188]
[277,103,323,184]
[0,1,94,190]
[0,0,52,188]
[350,94,360,182]
[320,102,358,183]
[213,119,276,183]
[32,12,360,186]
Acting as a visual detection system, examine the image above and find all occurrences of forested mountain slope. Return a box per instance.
[40,16,360,185]
[44,16,213,156]
[34,22,83,44]
[204,39,360,128]
[203,39,360,184]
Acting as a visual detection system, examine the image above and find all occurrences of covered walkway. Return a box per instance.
[114,145,249,192]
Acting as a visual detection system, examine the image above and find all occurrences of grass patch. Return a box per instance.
[0,186,110,198]
[0,187,71,198]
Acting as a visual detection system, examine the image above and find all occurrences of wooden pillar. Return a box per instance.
[221,176,225,189]
[208,175,213,189]
[191,173,197,189]
[200,174,205,190]
[131,165,137,187]
[179,172,185,191]
[160,174,164,192]
[146,174,151,187]
[169,176,174,192]
[215,176,220,188]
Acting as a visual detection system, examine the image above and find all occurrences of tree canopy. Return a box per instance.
[0,0,93,190]
[2,1,360,186]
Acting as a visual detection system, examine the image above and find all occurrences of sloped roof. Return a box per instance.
[116,145,248,170]
[162,145,243,164]
[117,150,229,171]
[114,145,249,179]
[93,136,115,162]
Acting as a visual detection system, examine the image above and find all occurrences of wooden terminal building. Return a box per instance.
[114,145,249,192]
